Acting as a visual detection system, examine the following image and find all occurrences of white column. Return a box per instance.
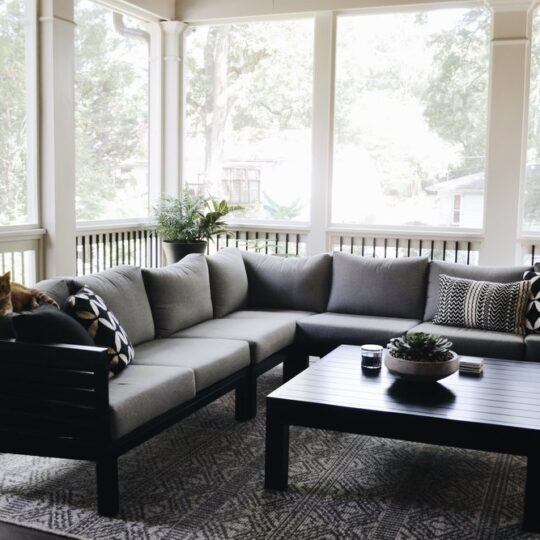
[481,1,535,265]
[147,21,164,207]
[39,0,76,277]
[161,21,187,197]
[307,11,336,256]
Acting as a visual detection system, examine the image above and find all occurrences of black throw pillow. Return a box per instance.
[11,306,96,346]
[64,286,134,377]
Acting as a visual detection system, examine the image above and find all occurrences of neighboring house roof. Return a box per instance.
[426,172,484,194]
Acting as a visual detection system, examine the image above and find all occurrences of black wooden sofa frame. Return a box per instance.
[0,339,309,516]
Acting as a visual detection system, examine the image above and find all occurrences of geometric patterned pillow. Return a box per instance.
[433,274,530,335]
[64,286,134,377]
[523,270,540,333]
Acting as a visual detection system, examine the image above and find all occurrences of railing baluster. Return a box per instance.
[361,237,365,257]
[442,240,446,261]
[350,236,354,255]
[419,240,423,258]
[384,238,388,258]
[296,234,300,256]
[372,238,376,258]
[76,236,80,275]
[339,236,343,252]
[454,241,459,263]
[407,239,411,257]
[395,238,399,259]
[532,244,536,267]
[467,241,471,265]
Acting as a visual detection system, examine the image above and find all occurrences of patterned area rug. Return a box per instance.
[0,366,537,539]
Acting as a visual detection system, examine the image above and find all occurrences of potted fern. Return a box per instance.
[154,194,240,264]
[384,333,459,382]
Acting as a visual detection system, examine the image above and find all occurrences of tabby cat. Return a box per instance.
[0,272,58,317]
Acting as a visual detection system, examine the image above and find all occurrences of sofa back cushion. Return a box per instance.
[242,252,332,312]
[81,265,154,346]
[424,261,531,321]
[328,253,429,319]
[34,277,82,307]
[207,248,248,318]
[142,254,213,337]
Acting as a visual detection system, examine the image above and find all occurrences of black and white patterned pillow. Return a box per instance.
[523,270,540,333]
[433,274,530,335]
[64,286,134,377]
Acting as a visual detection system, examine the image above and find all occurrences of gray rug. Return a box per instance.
[0,366,537,539]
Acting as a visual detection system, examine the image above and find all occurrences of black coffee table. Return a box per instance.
[264,344,540,532]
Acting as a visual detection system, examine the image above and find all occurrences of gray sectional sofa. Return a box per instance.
[0,248,534,516]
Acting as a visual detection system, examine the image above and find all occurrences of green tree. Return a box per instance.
[0,0,27,226]
[423,8,490,178]
[74,0,148,221]
[185,21,313,206]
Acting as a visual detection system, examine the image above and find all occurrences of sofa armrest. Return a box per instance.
[0,339,110,451]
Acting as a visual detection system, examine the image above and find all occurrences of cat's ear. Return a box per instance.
[1,272,10,282]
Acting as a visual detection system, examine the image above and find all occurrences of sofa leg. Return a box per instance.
[283,353,309,382]
[235,375,257,421]
[96,455,119,517]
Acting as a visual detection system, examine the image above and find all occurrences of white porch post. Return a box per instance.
[481,1,535,265]
[307,11,336,256]
[39,0,76,277]
[161,21,187,197]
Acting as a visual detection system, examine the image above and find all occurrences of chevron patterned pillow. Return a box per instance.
[433,274,529,335]
[523,270,540,332]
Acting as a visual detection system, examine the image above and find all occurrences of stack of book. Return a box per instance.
[459,357,484,375]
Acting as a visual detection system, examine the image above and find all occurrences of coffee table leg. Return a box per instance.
[264,400,289,490]
[524,453,540,532]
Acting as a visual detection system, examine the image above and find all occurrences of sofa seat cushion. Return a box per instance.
[296,312,420,347]
[108,365,195,439]
[226,309,315,322]
[524,335,540,362]
[408,322,525,360]
[171,319,297,363]
[134,338,250,391]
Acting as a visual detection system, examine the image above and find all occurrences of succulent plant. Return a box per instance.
[387,333,453,363]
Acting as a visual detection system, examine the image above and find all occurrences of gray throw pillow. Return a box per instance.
[82,265,154,346]
[242,252,333,312]
[142,254,213,337]
[327,253,429,319]
[424,261,531,321]
[433,274,529,335]
[207,248,248,318]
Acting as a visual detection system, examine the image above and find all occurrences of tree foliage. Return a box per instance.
[74,0,148,221]
[0,0,27,225]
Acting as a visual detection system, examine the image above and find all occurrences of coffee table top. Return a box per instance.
[269,345,540,432]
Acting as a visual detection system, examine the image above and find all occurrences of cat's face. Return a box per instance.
[0,272,11,297]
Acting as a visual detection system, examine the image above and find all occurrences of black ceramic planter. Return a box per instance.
[162,241,207,264]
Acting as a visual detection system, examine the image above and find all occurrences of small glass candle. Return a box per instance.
[361,344,383,370]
